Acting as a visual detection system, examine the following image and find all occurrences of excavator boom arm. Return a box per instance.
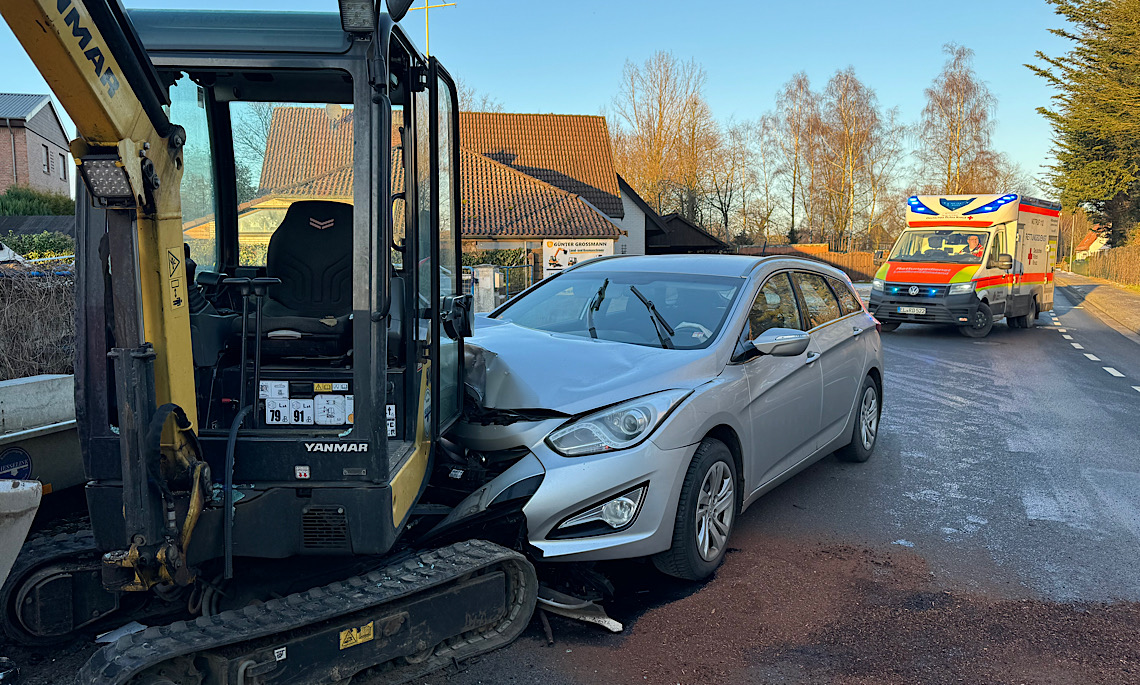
[1,0,197,428]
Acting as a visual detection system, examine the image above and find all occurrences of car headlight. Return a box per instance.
[872,278,885,292]
[546,389,690,457]
[949,282,976,295]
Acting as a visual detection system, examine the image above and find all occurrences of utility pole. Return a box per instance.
[406,0,457,57]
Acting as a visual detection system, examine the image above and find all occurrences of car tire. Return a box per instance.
[878,321,901,332]
[958,302,993,338]
[653,438,738,581]
[836,375,880,463]
[1026,298,1038,329]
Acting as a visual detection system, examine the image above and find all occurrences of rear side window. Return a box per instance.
[745,272,803,338]
[793,272,841,328]
[827,276,862,315]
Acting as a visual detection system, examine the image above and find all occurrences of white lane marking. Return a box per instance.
[1104,367,1125,377]
[1133,386,1140,393]
[1085,353,1101,361]
[1058,328,1067,333]
[1063,334,1073,339]
[1053,321,1062,326]
[1071,343,1084,349]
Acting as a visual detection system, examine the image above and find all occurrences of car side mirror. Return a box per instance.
[993,253,1013,270]
[745,328,811,358]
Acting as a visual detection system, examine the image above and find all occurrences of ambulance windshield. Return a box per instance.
[889,229,989,264]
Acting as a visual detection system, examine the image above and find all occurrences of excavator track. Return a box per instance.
[79,539,538,685]
[1,530,108,646]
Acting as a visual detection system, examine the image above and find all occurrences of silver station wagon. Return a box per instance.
[453,254,885,580]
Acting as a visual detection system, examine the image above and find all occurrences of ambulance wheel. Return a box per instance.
[959,302,993,338]
[1027,298,1038,328]
[879,321,901,332]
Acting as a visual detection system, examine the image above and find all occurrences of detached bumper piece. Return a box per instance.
[79,540,538,685]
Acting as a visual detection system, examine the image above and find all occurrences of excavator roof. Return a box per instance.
[128,9,353,54]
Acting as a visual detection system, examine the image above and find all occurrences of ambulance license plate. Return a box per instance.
[897,306,926,315]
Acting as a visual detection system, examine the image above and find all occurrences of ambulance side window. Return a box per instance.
[990,232,1005,266]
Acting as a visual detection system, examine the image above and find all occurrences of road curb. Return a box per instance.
[1056,281,1140,348]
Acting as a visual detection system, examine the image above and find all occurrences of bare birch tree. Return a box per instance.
[918,44,998,194]
[775,74,817,242]
[610,51,709,215]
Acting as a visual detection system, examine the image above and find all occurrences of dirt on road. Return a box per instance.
[8,531,1140,685]
[554,531,1140,685]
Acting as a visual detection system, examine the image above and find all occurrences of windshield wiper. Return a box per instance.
[630,285,675,349]
[587,278,609,339]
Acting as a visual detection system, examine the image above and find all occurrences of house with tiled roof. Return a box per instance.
[187,106,701,279]
[1074,230,1108,260]
[0,93,71,196]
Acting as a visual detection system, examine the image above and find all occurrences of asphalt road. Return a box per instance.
[11,288,1140,684]
[411,287,1140,684]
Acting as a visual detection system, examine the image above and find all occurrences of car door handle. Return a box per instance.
[805,351,820,365]
[852,326,865,337]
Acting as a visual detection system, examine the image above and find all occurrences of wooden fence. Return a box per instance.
[737,245,877,282]
[1084,244,1140,287]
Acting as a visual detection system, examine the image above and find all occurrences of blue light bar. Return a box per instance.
[907,196,938,216]
[964,194,1019,216]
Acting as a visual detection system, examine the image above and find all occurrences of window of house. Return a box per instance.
[58,152,67,181]
[42,145,49,174]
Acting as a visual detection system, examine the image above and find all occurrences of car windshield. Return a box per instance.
[492,270,743,349]
[889,229,990,264]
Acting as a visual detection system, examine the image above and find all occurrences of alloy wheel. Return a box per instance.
[694,461,734,562]
[859,386,879,450]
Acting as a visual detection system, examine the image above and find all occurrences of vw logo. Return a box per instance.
[908,286,920,296]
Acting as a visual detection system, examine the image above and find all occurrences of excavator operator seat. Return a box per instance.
[259,200,354,356]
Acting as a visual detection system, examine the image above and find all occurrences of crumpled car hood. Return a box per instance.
[465,317,722,416]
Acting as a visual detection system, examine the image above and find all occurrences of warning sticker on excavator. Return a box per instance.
[167,249,185,310]
[338,621,374,650]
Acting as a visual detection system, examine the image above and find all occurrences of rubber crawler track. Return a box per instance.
[78,539,538,685]
[1,530,102,646]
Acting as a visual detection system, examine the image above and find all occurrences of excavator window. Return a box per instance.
[173,74,219,273]
[232,100,355,266]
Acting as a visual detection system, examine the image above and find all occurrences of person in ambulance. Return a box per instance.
[965,234,986,259]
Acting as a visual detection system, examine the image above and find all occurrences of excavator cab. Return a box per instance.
[2,3,539,681]
[69,6,469,571]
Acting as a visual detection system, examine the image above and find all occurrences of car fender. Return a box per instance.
[650,373,752,485]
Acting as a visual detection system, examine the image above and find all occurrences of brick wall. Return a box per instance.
[0,125,31,193]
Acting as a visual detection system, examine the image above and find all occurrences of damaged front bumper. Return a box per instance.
[450,419,698,563]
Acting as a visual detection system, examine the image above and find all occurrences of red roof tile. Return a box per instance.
[260,107,354,192]
[252,107,618,240]
[1075,230,1104,252]
[459,112,624,220]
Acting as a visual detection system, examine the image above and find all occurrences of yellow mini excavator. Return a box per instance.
[0,1,540,682]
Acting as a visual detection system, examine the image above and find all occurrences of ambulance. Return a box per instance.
[868,194,1061,337]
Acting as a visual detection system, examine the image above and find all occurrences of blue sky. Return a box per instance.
[1,0,1071,190]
